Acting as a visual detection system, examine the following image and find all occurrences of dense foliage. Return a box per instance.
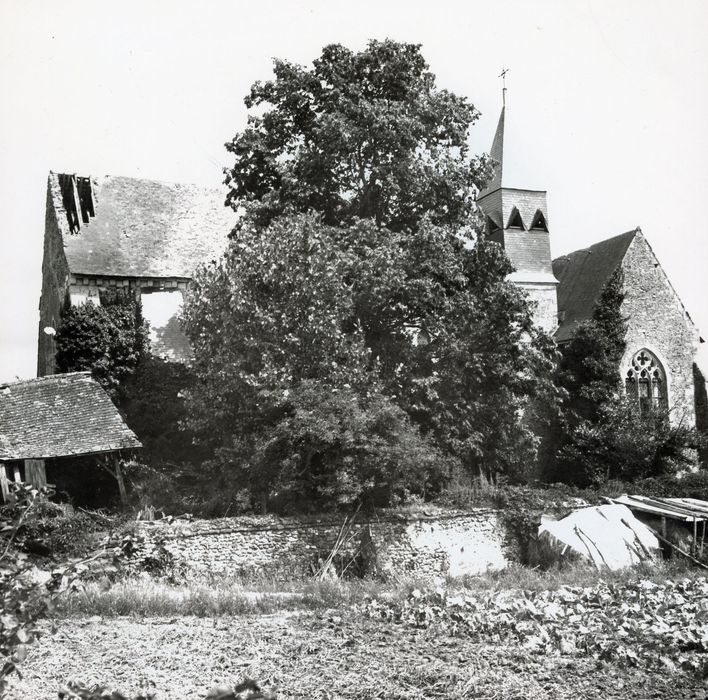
[549,268,703,485]
[182,40,559,510]
[120,356,202,465]
[363,578,708,674]
[224,39,492,232]
[55,290,148,398]
[183,212,557,508]
[55,293,199,473]
[0,484,118,694]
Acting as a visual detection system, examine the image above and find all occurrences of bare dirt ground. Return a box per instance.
[6,609,708,700]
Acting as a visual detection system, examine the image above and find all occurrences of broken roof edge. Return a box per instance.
[48,170,231,195]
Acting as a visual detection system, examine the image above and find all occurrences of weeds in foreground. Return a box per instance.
[55,558,704,618]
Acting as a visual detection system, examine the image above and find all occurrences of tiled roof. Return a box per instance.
[49,173,237,279]
[553,229,638,343]
[0,372,141,460]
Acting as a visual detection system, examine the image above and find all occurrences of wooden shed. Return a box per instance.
[0,372,141,503]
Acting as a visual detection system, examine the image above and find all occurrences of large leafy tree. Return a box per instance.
[224,39,491,232]
[182,215,446,509]
[183,40,558,509]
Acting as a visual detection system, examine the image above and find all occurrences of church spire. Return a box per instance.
[481,106,505,196]
[476,79,559,333]
[480,69,508,197]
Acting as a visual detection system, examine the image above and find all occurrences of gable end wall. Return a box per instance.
[620,234,700,425]
[37,183,70,376]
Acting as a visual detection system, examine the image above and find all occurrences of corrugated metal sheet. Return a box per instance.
[611,494,708,522]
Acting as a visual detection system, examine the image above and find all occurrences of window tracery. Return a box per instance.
[625,349,667,416]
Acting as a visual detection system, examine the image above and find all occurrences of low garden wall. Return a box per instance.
[137,507,517,579]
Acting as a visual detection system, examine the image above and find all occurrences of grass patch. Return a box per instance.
[55,557,705,619]
[55,575,426,618]
[452,557,702,592]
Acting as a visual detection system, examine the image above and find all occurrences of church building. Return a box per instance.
[37,102,706,431]
[478,101,705,428]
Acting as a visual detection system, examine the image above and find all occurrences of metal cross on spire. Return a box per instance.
[499,68,509,107]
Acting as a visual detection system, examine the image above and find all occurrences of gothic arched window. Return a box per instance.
[625,349,667,416]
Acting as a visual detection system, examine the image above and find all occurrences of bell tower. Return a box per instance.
[477,89,559,333]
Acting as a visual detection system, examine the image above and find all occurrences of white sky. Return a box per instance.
[1,0,707,382]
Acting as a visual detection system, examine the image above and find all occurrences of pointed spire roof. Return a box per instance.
[481,106,505,196]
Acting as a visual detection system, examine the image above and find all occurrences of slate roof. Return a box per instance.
[479,106,505,197]
[49,173,237,279]
[552,229,638,343]
[0,372,141,460]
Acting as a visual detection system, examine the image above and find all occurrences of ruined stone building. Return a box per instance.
[38,173,237,374]
[38,104,704,430]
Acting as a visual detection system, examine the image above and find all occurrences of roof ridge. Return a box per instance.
[0,371,92,389]
[553,228,639,263]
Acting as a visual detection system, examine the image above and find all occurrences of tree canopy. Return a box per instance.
[182,40,558,510]
[183,213,557,508]
[224,39,491,232]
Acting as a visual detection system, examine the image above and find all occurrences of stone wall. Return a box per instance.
[516,282,559,334]
[620,233,702,426]
[137,508,514,579]
[37,179,71,376]
[66,274,192,362]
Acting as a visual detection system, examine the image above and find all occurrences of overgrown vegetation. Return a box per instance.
[55,290,148,398]
[55,291,201,505]
[183,41,558,511]
[0,484,118,694]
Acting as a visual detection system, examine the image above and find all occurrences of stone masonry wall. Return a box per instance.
[517,282,559,334]
[620,233,701,425]
[37,180,70,376]
[138,508,513,579]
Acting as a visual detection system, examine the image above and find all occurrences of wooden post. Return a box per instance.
[0,464,9,502]
[24,459,47,488]
[113,458,128,506]
[12,464,21,483]
[701,520,706,557]
[693,517,698,557]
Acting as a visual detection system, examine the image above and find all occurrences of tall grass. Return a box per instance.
[55,575,419,618]
[55,558,705,619]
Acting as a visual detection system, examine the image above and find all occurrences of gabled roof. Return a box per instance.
[0,372,141,460]
[48,173,237,279]
[552,229,638,342]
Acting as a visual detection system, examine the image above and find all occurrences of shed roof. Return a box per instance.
[552,229,638,342]
[0,372,140,460]
[49,172,237,279]
[611,494,708,522]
